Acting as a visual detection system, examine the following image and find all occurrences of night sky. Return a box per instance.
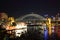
[0,0,60,18]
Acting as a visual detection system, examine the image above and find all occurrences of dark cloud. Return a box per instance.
[0,0,59,18]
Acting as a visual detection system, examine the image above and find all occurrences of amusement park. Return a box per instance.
[0,12,60,40]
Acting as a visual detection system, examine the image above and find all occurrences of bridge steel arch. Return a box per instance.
[16,13,46,21]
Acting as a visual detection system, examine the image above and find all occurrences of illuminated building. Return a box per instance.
[43,22,48,40]
[47,18,52,36]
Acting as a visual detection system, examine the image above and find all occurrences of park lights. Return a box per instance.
[15,22,27,37]
[6,22,27,37]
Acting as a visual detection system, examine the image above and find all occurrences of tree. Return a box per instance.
[1,13,8,20]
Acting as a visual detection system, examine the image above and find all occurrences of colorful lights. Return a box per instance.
[44,24,48,40]
[47,18,52,36]
[15,22,27,37]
